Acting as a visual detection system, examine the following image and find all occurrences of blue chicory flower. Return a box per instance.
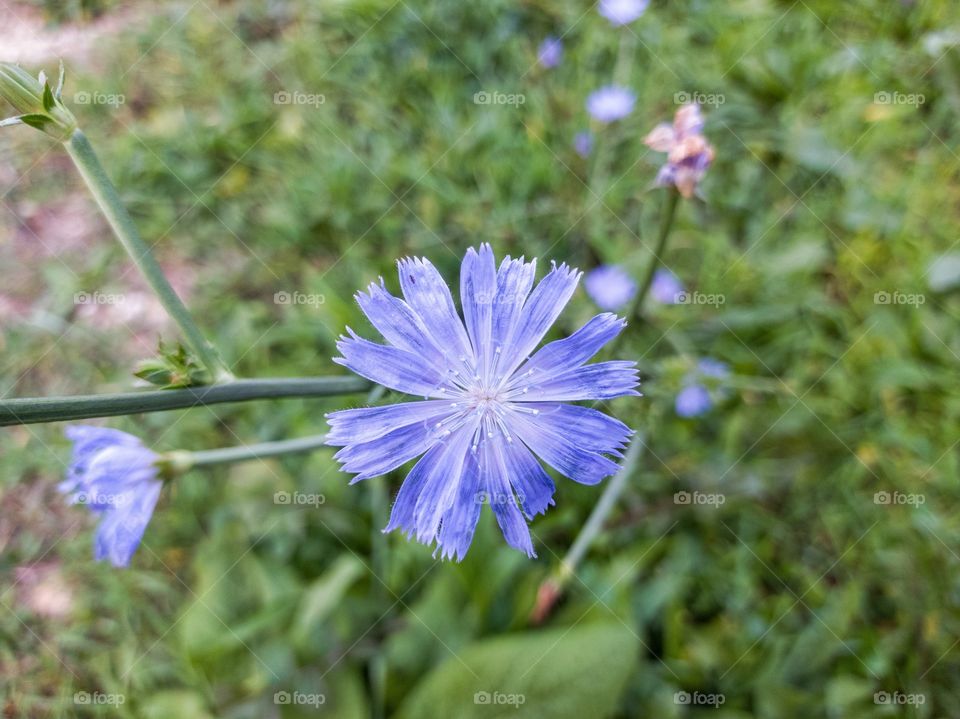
[573,130,594,158]
[650,268,684,304]
[326,245,639,560]
[675,358,730,418]
[538,37,563,68]
[60,426,163,567]
[587,85,636,123]
[599,0,650,26]
[584,265,637,311]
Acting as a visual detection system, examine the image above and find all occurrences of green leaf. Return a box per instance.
[292,555,365,648]
[396,623,638,719]
[17,113,52,131]
[41,81,55,112]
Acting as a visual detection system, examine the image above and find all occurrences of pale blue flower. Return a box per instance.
[651,268,684,304]
[574,130,594,158]
[60,426,163,567]
[675,358,730,418]
[587,86,636,123]
[585,265,637,311]
[599,0,650,26]
[327,245,639,560]
[538,37,563,68]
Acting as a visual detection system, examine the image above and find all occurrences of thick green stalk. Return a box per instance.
[166,433,331,470]
[63,129,232,382]
[0,377,371,426]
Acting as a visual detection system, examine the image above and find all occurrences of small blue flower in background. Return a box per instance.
[587,85,636,123]
[650,268,684,304]
[675,358,730,418]
[599,0,650,26]
[60,426,163,567]
[584,265,637,310]
[327,245,639,560]
[538,36,563,68]
[573,130,594,158]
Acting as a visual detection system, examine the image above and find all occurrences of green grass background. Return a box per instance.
[2,0,960,716]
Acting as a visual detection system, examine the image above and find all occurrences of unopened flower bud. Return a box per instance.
[0,61,77,139]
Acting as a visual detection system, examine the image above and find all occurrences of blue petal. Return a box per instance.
[676,384,712,417]
[497,262,581,378]
[460,244,498,373]
[397,256,474,365]
[333,412,459,481]
[413,422,477,545]
[483,435,535,557]
[326,400,456,446]
[513,313,626,380]
[517,403,632,457]
[355,281,448,368]
[335,329,448,397]
[510,361,640,401]
[436,448,483,561]
[93,479,162,567]
[508,411,622,485]
[491,255,537,376]
[498,436,555,518]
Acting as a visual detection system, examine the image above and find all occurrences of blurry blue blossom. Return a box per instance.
[645,103,715,198]
[587,86,636,123]
[599,0,650,26]
[585,265,637,310]
[60,426,163,567]
[650,268,684,304]
[538,37,563,68]
[675,358,730,418]
[675,385,712,417]
[574,130,594,158]
[327,245,639,560]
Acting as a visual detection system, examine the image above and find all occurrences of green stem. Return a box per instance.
[612,188,681,352]
[166,433,331,470]
[0,376,371,426]
[63,129,232,382]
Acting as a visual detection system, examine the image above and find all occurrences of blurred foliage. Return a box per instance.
[1,0,960,716]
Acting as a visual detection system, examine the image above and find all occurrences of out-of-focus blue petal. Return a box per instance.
[397,256,474,364]
[497,262,580,378]
[584,265,636,311]
[515,313,626,382]
[586,86,636,123]
[651,269,684,304]
[335,330,448,397]
[537,36,563,68]
[574,130,593,158]
[511,361,640,402]
[676,384,712,417]
[698,358,730,379]
[599,0,649,26]
[93,480,162,567]
[460,244,498,373]
[508,411,622,485]
[326,400,456,446]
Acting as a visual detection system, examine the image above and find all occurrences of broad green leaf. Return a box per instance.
[396,623,637,719]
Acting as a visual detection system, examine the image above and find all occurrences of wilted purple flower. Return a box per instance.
[538,37,563,68]
[574,130,594,158]
[675,358,730,418]
[60,426,163,567]
[599,0,650,26]
[645,103,715,198]
[327,245,639,560]
[584,265,637,311]
[587,86,636,123]
[651,268,684,304]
